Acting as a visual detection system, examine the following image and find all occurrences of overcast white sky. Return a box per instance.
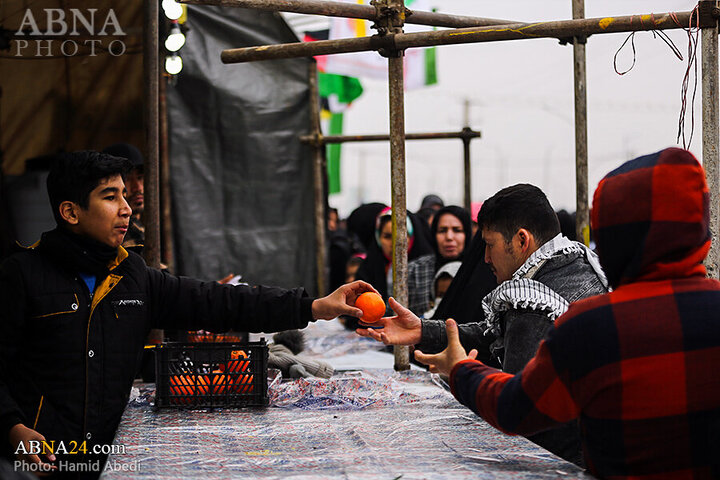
[289,1,706,217]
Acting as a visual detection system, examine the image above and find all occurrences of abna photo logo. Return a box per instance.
[14,8,127,57]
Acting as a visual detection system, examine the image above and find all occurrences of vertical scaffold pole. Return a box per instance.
[143,0,161,268]
[702,0,720,279]
[572,0,589,245]
[309,62,328,296]
[385,0,410,371]
[143,0,164,347]
[463,100,472,212]
[159,77,175,271]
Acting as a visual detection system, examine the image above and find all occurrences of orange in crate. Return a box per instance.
[355,292,385,323]
[169,375,208,404]
[187,331,244,343]
[154,341,268,409]
[206,371,229,394]
[226,350,249,373]
[230,373,254,394]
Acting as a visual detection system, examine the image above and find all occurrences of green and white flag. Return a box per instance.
[324,0,438,89]
[318,72,364,194]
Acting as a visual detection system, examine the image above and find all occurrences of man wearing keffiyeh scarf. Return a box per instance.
[415,148,720,479]
[357,184,608,465]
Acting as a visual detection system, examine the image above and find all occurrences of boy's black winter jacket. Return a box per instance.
[0,235,314,467]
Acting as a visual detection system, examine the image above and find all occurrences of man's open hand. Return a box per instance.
[355,297,422,346]
[414,319,478,376]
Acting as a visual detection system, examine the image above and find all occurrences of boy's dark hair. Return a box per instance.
[477,184,560,245]
[47,151,133,225]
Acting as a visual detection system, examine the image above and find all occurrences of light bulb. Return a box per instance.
[165,54,183,75]
[163,0,183,20]
[165,25,185,52]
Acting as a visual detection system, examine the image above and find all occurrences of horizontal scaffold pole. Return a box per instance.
[221,10,705,64]
[299,129,481,145]
[180,0,517,29]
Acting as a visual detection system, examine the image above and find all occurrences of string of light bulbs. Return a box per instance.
[162,0,186,75]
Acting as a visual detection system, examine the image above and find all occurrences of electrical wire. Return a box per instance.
[613,8,700,150]
[671,6,700,150]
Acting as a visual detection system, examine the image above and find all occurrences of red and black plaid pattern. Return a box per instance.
[591,147,710,288]
[450,148,720,479]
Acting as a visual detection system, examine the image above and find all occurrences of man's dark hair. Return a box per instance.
[102,143,144,173]
[47,151,133,225]
[477,184,560,245]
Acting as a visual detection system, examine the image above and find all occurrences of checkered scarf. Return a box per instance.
[481,234,607,337]
[592,147,710,288]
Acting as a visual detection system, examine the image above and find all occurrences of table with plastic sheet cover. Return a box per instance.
[103,321,591,479]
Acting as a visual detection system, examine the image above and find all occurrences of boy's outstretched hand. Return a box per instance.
[414,319,478,376]
[9,423,57,475]
[312,280,378,320]
[355,297,422,346]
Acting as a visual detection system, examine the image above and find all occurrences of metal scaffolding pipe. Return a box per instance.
[462,134,472,213]
[572,0,589,246]
[382,0,410,372]
[159,76,175,271]
[309,63,329,297]
[702,0,720,279]
[143,0,160,268]
[143,0,163,347]
[221,10,702,64]
[299,129,480,144]
[299,128,480,220]
[462,102,472,213]
[181,0,517,29]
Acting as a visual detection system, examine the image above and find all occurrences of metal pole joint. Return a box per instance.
[558,34,588,46]
[371,0,405,57]
[307,132,324,148]
[460,126,481,140]
[698,1,719,28]
[378,45,404,58]
[370,0,406,34]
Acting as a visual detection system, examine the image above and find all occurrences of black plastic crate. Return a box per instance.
[154,340,268,409]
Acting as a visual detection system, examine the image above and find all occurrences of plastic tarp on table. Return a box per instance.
[106,322,591,479]
[167,5,316,291]
[107,374,589,480]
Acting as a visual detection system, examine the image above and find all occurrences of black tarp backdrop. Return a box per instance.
[167,6,316,293]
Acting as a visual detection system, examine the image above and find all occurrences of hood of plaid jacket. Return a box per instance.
[591,147,710,288]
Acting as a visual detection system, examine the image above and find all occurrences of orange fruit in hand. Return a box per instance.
[355,292,385,323]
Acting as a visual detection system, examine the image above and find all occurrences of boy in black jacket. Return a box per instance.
[0,151,373,477]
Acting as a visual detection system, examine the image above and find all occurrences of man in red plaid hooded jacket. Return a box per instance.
[415,147,720,478]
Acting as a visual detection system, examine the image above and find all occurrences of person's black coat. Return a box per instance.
[0,235,314,474]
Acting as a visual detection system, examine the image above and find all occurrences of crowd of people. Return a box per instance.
[1,146,719,479]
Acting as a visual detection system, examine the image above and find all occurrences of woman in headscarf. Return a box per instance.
[330,202,385,293]
[407,206,472,316]
[429,212,499,366]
